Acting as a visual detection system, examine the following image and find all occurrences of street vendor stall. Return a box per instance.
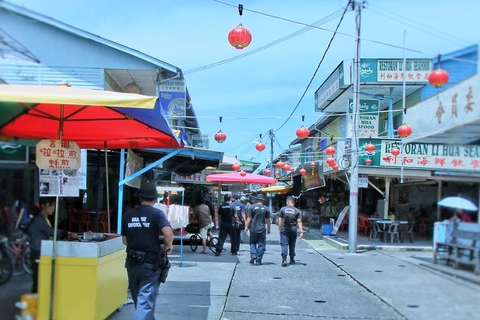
[37,234,126,320]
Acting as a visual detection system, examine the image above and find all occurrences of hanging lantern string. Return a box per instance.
[238,4,243,16]
[301,115,305,123]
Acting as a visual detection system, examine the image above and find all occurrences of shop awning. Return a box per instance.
[260,185,293,194]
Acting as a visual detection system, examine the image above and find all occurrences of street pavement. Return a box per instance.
[1,229,479,319]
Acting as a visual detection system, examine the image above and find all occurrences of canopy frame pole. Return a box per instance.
[105,142,111,233]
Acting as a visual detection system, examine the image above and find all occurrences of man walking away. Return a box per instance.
[231,193,246,252]
[122,181,174,320]
[244,194,270,265]
[215,194,239,256]
[192,198,215,254]
[277,196,303,266]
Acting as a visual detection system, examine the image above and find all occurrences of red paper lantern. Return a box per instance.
[326,157,336,166]
[391,148,400,156]
[333,164,339,170]
[364,142,375,153]
[264,169,271,175]
[397,123,412,138]
[310,162,317,168]
[382,156,389,161]
[276,161,284,169]
[283,164,291,171]
[239,170,247,177]
[232,163,241,171]
[228,24,252,50]
[296,125,310,139]
[428,68,449,88]
[365,159,372,165]
[329,161,337,168]
[326,146,336,155]
[214,130,226,143]
[299,168,307,175]
[255,141,266,152]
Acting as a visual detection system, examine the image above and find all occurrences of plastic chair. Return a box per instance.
[359,217,370,237]
[400,221,416,243]
[99,209,112,233]
[368,220,377,240]
[417,218,428,237]
[385,222,400,243]
[372,221,385,242]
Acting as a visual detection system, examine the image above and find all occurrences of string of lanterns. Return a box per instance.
[228,4,252,50]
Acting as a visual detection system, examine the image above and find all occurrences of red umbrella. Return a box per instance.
[206,172,276,185]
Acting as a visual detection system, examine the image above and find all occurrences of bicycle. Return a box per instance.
[0,235,13,285]
[5,233,32,276]
[187,224,219,253]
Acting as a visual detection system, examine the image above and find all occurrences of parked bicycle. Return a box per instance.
[5,232,32,276]
[186,224,219,253]
[0,235,13,285]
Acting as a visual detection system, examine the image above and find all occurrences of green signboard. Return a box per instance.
[0,142,28,163]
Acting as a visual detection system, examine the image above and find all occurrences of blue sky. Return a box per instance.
[12,0,480,168]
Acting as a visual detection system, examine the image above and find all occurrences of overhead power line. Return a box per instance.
[273,2,351,133]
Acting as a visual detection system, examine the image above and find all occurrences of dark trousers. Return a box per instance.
[280,227,297,258]
[126,262,161,320]
[249,231,266,261]
[234,222,244,252]
[216,222,238,254]
[30,249,41,293]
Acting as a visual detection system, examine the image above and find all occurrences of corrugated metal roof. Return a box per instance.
[0,1,179,73]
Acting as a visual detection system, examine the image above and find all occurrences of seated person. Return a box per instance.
[387,208,396,221]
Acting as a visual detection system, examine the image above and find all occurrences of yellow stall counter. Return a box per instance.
[37,237,127,320]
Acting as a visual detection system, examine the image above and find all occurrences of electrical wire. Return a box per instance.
[184,9,344,74]
[273,2,350,133]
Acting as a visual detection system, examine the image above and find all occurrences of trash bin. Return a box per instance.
[322,223,333,236]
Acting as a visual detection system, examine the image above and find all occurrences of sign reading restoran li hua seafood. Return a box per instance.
[36,139,81,170]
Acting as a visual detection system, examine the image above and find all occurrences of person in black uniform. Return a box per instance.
[215,194,239,256]
[277,196,304,266]
[122,181,174,320]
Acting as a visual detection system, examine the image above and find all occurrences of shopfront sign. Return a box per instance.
[192,134,209,149]
[381,140,480,171]
[171,170,209,183]
[358,176,369,188]
[302,170,326,191]
[347,99,380,138]
[0,142,28,163]
[360,58,432,83]
[315,60,352,111]
[159,79,186,118]
[36,139,80,169]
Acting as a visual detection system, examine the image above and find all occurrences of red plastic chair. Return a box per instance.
[99,209,112,233]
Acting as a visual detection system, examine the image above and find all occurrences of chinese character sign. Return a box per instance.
[36,139,81,169]
[381,141,480,171]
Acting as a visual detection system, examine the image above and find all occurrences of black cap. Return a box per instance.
[256,194,266,202]
[138,181,158,199]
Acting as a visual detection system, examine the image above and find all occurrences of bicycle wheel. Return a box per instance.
[189,234,199,252]
[22,247,33,275]
[208,237,219,253]
[0,246,13,285]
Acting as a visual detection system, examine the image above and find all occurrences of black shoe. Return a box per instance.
[257,260,262,265]
[215,251,221,256]
[231,252,237,255]
[281,256,287,267]
[289,259,295,265]
[249,258,255,264]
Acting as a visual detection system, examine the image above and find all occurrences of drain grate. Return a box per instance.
[398,265,406,267]
[314,300,326,303]
[273,277,282,279]
[407,305,419,308]
[374,270,383,272]
[337,274,346,277]
[239,295,250,298]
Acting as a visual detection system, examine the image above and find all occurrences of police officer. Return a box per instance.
[122,181,173,320]
[244,194,271,265]
[277,196,303,266]
[215,194,238,256]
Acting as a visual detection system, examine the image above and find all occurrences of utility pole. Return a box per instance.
[268,129,274,213]
[348,0,362,253]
